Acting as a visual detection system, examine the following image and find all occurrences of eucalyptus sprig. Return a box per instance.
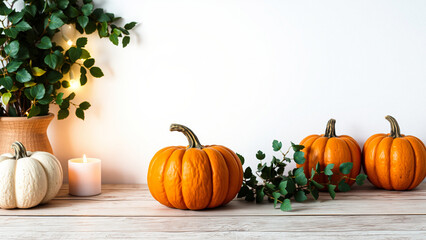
[0,0,136,119]
[237,140,367,211]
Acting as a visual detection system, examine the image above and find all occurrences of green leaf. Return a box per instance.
[294,167,304,176]
[53,50,64,67]
[236,153,244,165]
[256,150,265,160]
[4,40,19,57]
[30,84,45,100]
[328,184,336,199]
[286,178,296,194]
[311,179,324,189]
[113,28,122,35]
[58,0,69,9]
[8,11,25,24]
[295,171,307,186]
[80,49,91,59]
[36,36,53,49]
[355,174,368,185]
[280,199,291,211]
[279,181,288,195]
[237,185,249,198]
[66,92,76,100]
[24,82,37,87]
[76,108,85,120]
[46,71,63,83]
[4,28,18,38]
[265,183,276,191]
[85,20,97,34]
[316,162,321,174]
[56,92,64,105]
[122,36,130,47]
[16,69,32,83]
[27,105,41,118]
[58,109,69,120]
[82,4,94,16]
[68,47,82,62]
[310,168,316,179]
[109,33,119,45]
[311,188,319,200]
[293,151,305,164]
[244,167,252,179]
[49,15,65,30]
[324,164,335,176]
[0,76,13,90]
[99,21,108,37]
[295,190,307,202]
[32,67,47,77]
[24,5,37,17]
[1,92,11,105]
[62,81,70,88]
[291,142,305,151]
[15,21,32,32]
[272,192,281,208]
[77,16,89,29]
[83,59,95,68]
[76,37,88,48]
[79,101,91,110]
[65,6,79,18]
[255,187,265,203]
[80,72,88,86]
[0,2,13,15]
[272,140,282,152]
[339,162,353,175]
[89,67,104,78]
[6,60,23,72]
[44,54,58,69]
[38,96,53,105]
[124,21,137,30]
[338,179,351,192]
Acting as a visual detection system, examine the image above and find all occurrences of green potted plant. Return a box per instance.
[0,0,136,153]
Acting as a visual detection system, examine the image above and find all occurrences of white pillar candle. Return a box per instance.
[68,155,101,196]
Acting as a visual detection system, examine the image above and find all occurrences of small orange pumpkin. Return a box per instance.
[298,119,361,186]
[147,124,243,210]
[363,116,426,190]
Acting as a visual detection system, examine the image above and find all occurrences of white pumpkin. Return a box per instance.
[0,141,63,209]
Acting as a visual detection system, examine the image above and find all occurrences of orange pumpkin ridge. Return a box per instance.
[362,116,426,190]
[147,124,243,210]
[298,119,362,190]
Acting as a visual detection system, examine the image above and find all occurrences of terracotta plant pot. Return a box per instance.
[0,113,54,154]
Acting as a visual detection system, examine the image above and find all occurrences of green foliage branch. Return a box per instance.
[237,140,368,211]
[0,0,136,120]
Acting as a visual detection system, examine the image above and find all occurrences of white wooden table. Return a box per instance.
[1,183,425,239]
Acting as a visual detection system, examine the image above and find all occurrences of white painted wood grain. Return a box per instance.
[1,215,425,232]
[0,183,425,239]
[3,231,425,240]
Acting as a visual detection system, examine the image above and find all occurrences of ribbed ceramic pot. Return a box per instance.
[0,113,54,154]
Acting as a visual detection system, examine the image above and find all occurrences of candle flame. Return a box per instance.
[83,154,87,163]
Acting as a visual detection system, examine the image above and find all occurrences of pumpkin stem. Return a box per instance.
[324,119,337,138]
[170,124,203,149]
[11,141,28,160]
[385,115,402,138]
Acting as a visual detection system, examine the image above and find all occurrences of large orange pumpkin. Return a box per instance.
[147,124,243,210]
[297,119,361,186]
[363,116,426,190]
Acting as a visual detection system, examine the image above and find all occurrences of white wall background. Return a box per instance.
[48,0,426,183]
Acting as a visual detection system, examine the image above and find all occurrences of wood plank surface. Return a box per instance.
[0,182,425,239]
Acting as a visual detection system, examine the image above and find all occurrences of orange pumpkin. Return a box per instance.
[147,124,243,210]
[297,119,361,186]
[363,116,426,190]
